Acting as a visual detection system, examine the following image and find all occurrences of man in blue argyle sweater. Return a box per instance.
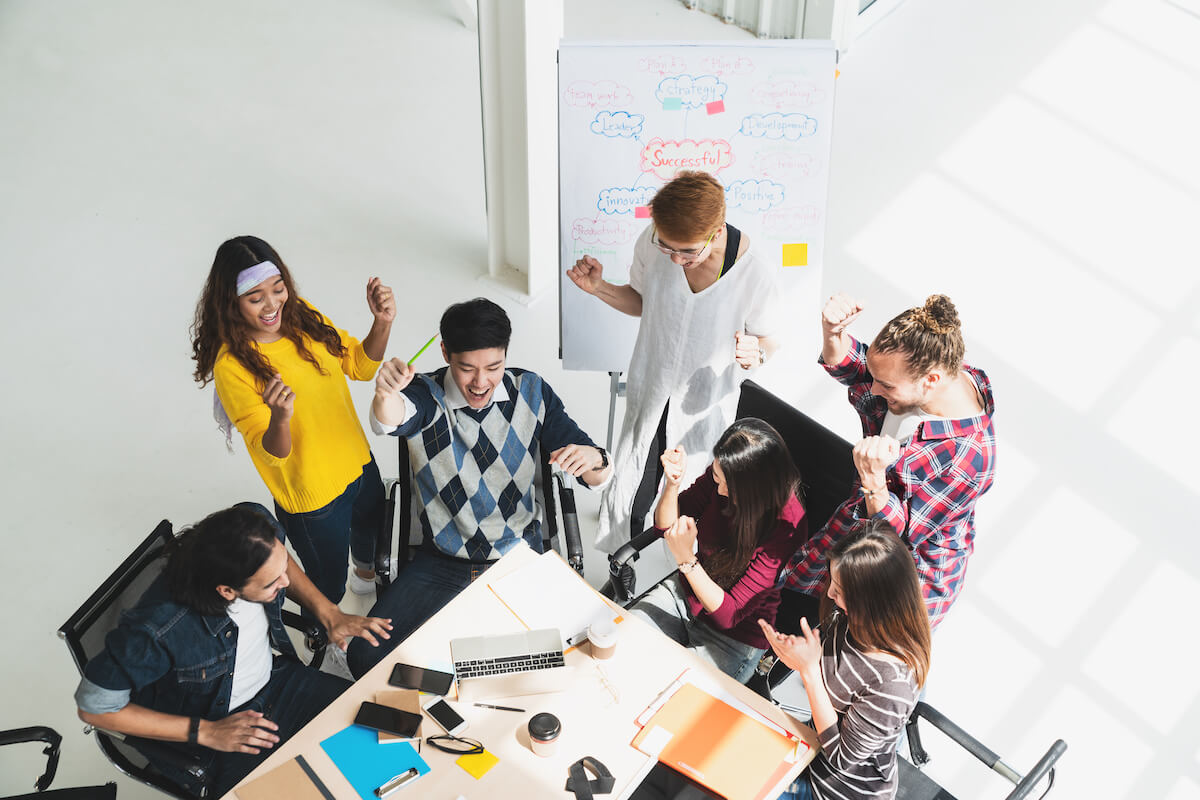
[348,298,611,677]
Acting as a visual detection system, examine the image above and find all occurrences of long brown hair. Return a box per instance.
[820,520,932,687]
[190,235,346,387]
[871,294,964,378]
[703,418,803,590]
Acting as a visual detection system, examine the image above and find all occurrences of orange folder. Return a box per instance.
[632,682,804,800]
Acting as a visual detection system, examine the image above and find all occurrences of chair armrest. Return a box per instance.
[94,727,208,785]
[552,472,584,573]
[375,478,398,589]
[603,528,665,604]
[282,609,328,669]
[1006,740,1067,800]
[908,701,1002,769]
[0,726,61,791]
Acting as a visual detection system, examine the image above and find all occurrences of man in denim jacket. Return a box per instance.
[75,503,392,796]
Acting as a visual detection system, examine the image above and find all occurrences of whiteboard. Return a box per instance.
[558,40,837,372]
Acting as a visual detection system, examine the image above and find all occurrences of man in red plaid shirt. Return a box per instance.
[783,292,996,629]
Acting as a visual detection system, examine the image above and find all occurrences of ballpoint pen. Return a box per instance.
[473,702,525,712]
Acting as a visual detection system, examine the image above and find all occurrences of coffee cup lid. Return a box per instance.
[588,618,619,647]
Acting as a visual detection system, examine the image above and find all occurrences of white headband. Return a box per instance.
[236,261,282,295]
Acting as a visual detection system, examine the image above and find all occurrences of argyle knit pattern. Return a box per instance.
[394,368,596,561]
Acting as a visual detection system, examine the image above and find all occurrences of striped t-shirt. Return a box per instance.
[807,614,920,799]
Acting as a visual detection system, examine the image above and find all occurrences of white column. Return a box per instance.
[477,0,564,302]
[801,0,857,53]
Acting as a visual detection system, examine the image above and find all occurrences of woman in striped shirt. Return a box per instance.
[760,519,932,800]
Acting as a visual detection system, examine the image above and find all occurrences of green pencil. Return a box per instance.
[408,333,439,365]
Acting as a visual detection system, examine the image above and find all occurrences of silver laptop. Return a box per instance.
[450,628,576,702]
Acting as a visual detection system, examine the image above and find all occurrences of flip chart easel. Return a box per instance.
[557,41,837,432]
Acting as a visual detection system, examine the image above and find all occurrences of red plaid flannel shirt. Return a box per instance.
[784,337,996,629]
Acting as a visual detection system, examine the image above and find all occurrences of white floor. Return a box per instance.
[2,0,1198,797]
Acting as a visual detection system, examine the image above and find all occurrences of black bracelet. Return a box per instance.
[187,717,200,746]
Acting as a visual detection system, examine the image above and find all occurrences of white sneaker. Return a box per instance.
[348,571,376,595]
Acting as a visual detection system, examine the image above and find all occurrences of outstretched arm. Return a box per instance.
[566,255,643,316]
[283,552,392,651]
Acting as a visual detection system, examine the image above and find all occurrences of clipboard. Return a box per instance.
[631,683,807,800]
[320,724,430,800]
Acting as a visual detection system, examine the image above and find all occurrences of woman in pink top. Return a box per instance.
[630,418,807,681]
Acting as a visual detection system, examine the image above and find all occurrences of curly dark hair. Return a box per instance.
[164,504,280,616]
[190,235,346,388]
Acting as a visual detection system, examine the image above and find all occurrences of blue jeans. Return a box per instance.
[274,455,384,607]
[630,574,766,683]
[145,657,350,797]
[777,775,816,800]
[346,548,497,679]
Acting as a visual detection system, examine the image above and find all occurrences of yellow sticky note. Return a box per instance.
[457,748,500,779]
[782,243,808,267]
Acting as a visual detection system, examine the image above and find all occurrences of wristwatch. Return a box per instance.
[591,447,609,471]
[678,558,701,575]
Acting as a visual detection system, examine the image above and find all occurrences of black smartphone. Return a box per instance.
[388,663,454,695]
[354,701,422,738]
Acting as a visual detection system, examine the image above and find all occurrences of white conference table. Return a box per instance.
[230,544,817,799]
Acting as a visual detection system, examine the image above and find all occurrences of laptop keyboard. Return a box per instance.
[454,650,566,680]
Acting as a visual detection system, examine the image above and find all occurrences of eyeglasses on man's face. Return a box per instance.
[651,228,717,259]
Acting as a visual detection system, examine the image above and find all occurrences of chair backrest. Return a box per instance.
[734,380,856,533]
[384,434,578,582]
[57,521,197,799]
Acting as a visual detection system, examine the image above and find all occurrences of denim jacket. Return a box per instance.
[74,507,297,721]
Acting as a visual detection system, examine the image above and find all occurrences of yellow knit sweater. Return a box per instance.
[214,302,380,514]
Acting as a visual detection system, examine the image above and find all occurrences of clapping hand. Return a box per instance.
[758,617,822,673]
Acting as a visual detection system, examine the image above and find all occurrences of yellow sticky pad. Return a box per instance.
[782,243,808,267]
[456,748,499,779]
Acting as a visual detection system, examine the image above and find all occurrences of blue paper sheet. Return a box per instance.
[319,724,430,800]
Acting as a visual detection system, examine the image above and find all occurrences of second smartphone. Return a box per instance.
[388,663,454,696]
[422,697,468,735]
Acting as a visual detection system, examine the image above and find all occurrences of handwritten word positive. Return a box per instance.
[725,179,786,213]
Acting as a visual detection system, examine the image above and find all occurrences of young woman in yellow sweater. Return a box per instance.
[191,235,396,608]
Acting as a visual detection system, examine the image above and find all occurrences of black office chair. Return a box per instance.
[0,725,116,799]
[600,379,858,615]
[57,519,329,800]
[897,703,1067,799]
[374,436,585,589]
